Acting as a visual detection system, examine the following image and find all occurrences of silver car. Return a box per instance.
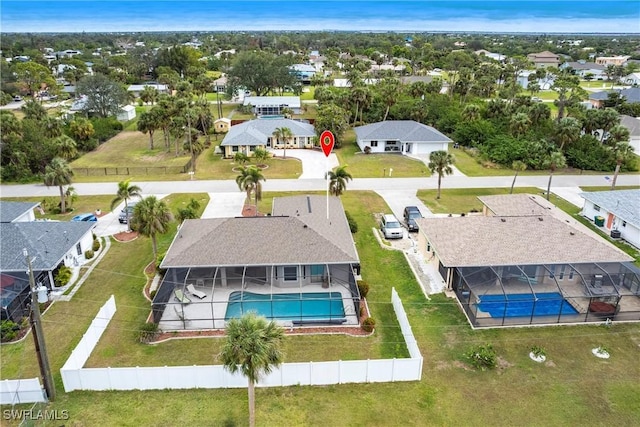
[381,214,403,239]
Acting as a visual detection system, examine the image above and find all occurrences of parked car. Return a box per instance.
[118,203,137,224]
[13,95,22,102]
[72,213,97,222]
[403,206,423,232]
[380,214,403,239]
[531,96,542,102]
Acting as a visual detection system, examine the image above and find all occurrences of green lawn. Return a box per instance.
[2,190,639,426]
[0,195,117,219]
[334,130,430,178]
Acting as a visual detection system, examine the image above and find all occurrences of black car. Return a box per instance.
[403,206,423,232]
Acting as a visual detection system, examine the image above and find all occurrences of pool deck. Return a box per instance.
[158,282,359,331]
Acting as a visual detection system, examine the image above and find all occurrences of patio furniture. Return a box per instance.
[187,284,206,300]
[174,289,191,304]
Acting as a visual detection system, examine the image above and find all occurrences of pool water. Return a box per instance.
[477,292,579,318]
[225,291,345,321]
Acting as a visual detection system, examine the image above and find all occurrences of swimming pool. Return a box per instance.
[225,291,346,323]
[477,292,579,318]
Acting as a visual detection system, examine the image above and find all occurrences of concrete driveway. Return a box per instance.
[201,193,246,218]
[269,148,339,179]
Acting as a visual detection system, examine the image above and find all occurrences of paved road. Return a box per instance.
[3,174,638,198]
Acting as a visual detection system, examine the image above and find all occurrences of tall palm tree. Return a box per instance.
[462,104,481,122]
[110,179,142,230]
[236,166,266,215]
[543,152,567,201]
[272,127,293,159]
[53,135,78,161]
[509,112,531,137]
[43,157,73,214]
[137,109,161,150]
[598,108,621,143]
[610,142,634,190]
[510,160,527,194]
[554,117,581,151]
[221,312,284,427]
[130,196,173,265]
[328,165,352,196]
[428,150,455,200]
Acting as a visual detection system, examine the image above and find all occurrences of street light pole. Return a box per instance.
[24,249,55,401]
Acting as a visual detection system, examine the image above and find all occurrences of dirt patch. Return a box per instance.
[113,231,139,242]
[496,356,514,371]
[452,360,472,371]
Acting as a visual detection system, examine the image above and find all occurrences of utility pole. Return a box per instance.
[24,249,55,401]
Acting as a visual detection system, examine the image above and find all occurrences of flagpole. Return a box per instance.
[326,155,329,219]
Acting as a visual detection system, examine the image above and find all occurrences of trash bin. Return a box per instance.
[594,216,605,227]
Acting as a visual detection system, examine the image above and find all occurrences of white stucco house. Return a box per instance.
[580,189,640,249]
[117,105,136,122]
[353,120,452,156]
[243,96,301,116]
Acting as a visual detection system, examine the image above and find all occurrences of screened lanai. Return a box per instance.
[452,262,640,327]
[151,263,362,331]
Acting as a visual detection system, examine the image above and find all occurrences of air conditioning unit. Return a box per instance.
[611,229,621,239]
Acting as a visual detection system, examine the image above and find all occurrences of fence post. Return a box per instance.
[309,361,313,385]
[338,360,342,384]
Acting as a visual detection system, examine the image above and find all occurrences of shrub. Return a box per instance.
[361,317,376,332]
[92,239,101,252]
[530,345,546,358]
[465,344,497,370]
[364,146,371,154]
[54,266,72,287]
[138,322,159,343]
[1,320,19,343]
[91,117,123,142]
[149,290,157,300]
[84,249,94,259]
[345,210,358,233]
[357,280,370,298]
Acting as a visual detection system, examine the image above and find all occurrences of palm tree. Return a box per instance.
[510,160,527,194]
[328,165,353,196]
[462,104,481,121]
[428,150,455,200]
[110,179,142,230]
[509,112,531,137]
[253,147,270,164]
[598,108,621,143]
[554,117,581,151]
[53,135,78,161]
[272,127,293,159]
[610,142,634,190]
[64,186,77,209]
[140,86,159,105]
[543,152,567,201]
[43,157,73,214]
[236,166,265,215]
[130,196,173,265]
[137,109,161,150]
[234,152,250,165]
[221,312,284,427]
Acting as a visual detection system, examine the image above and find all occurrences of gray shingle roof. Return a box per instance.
[478,194,552,217]
[620,115,640,137]
[354,120,451,143]
[565,61,605,71]
[162,196,358,268]
[417,215,632,267]
[590,87,640,103]
[1,222,95,271]
[580,189,640,227]
[0,201,39,223]
[243,96,301,108]
[221,118,315,147]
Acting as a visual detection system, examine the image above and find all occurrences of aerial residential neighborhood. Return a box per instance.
[1,1,639,425]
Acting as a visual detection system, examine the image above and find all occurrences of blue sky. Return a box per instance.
[1,1,639,33]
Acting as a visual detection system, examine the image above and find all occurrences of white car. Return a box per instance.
[380,214,403,239]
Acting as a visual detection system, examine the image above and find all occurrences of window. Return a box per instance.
[568,268,574,280]
[622,221,627,227]
[232,146,239,152]
[558,265,565,280]
[594,205,600,212]
[283,266,297,281]
[76,243,82,256]
[370,141,378,147]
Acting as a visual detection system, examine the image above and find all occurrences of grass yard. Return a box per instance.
[0,195,116,220]
[334,130,430,178]
[2,190,639,426]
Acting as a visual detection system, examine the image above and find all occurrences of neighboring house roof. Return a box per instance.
[590,87,640,103]
[580,189,640,227]
[478,194,552,217]
[215,118,231,124]
[220,118,315,147]
[243,96,301,108]
[399,75,436,85]
[620,115,640,137]
[564,61,605,71]
[161,196,359,268]
[290,64,316,73]
[0,201,39,223]
[127,83,167,92]
[354,120,452,143]
[527,51,559,61]
[417,215,632,267]
[0,222,95,272]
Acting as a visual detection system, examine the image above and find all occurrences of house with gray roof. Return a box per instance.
[354,120,451,156]
[243,96,301,116]
[152,195,362,330]
[220,118,315,158]
[560,61,606,80]
[580,189,640,249]
[415,194,640,328]
[0,202,96,322]
[589,87,640,108]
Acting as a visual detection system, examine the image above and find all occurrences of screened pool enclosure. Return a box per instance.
[151,263,362,330]
[452,262,640,327]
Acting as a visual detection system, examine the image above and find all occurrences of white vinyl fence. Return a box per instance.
[61,289,422,392]
[0,378,46,405]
